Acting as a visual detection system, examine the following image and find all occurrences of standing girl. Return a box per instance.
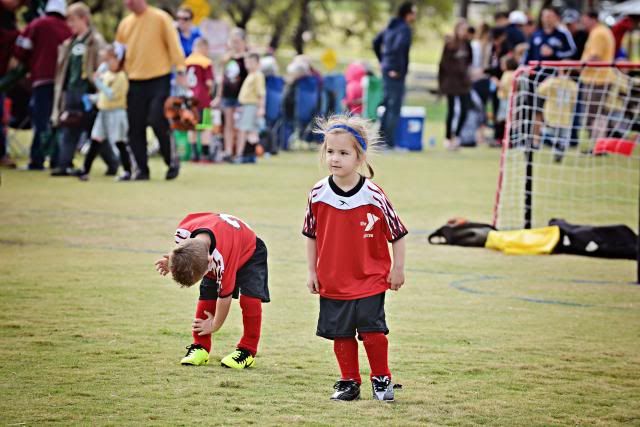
[302,115,408,401]
[79,43,131,181]
[438,19,473,150]
[212,28,248,162]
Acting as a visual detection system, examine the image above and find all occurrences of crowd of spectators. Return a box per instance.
[438,6,639,149]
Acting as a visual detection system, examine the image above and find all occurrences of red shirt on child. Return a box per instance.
[303,176,408,300]
[175,213,256,298]
[185,52,214,111]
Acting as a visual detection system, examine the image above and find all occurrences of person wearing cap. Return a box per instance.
[13,0,72,170]
[506,10,527,50]
[116,0,186,181]
[562,9,588,60]
[50,1,119,177]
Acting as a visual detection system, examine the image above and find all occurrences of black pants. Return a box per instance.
[127,75,177,176]
[446,93,471,139]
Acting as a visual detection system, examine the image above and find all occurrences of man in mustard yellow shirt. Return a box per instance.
[116,0,186,180]
[580,11,615,139]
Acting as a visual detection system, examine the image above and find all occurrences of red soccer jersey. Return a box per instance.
[302,176,408,300]
[175,213,256,298]
[185,52,214,110]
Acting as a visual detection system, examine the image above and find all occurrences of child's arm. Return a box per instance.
[387,237,406,291]
[94,76,114,100]
[306,237,319,294]
[192,295,232,335]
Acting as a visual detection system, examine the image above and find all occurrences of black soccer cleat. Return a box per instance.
[330,380,360,401]
[371,376,395,402]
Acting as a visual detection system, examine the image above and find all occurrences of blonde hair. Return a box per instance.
[314,114,381,179]
[67,2,91,23]
[169,239,209,288]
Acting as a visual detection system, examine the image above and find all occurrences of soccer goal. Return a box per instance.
[492,61,640,272]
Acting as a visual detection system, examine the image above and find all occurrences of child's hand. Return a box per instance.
[387,267,405,291]
[155,255,170,276]
[192,311,214,336]
[307,272,319,294]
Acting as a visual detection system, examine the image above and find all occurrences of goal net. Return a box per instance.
[493,61,640,232]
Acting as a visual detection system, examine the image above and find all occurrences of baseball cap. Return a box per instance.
[562,9,580,24]
[509,10,527,25]
[45,0,66,15]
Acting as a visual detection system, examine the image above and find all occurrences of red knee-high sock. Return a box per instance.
[193,299,216,352]
[361,332,391,379]
[333,337,361,384]
[237,295,262,356]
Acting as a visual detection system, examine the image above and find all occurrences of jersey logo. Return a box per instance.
[364,213,380,232]
[339,200,349,206]
[361,213,380,238]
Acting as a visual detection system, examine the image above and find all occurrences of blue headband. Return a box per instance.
[327,124,367,150]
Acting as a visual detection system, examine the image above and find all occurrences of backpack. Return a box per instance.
[428,218,496,247]
[549,218,638,260]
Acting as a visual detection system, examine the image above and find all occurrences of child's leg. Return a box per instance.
[237,294,261,356]
[333,337,361,384]
[360,332,391,379]
[222,107,235,157]
[235,130,247,160]
[188,130,199,161]
[193,299,216,352]
[115,141,132,174]
[82,139,103,175]
[200,130,211,158]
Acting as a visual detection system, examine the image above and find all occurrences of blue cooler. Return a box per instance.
[394,106,425,151]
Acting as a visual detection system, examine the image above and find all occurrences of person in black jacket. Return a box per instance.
[373,1,416,149]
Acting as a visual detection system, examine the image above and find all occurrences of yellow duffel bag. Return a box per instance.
[485,226,560,255]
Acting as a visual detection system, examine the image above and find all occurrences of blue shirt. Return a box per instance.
[178,26,201,57]
[526,27,576,63]
[373,17,412,78]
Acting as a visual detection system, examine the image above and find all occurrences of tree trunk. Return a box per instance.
[269,16,289,52]
[292,0,312,54]
[508,0,519,11]
[459,0,470,18]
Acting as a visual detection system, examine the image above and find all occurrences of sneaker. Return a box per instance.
[105,168,118,176]
[78,173,89,181]
[165,166,179,180]
[180,344,209,366]
[132,172,150,181]
[220,348,255,369]
[330,380,360,401]
[371,376,395,402]
[116,172,131,181]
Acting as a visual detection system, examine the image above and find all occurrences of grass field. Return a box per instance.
[1,140,639,425]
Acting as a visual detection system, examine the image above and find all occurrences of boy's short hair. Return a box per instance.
[169,239,210,287]
[246,52,260,62]
[67,2,91,22]
[194,37,209,49]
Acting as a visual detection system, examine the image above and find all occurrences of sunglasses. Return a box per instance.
[177,16,191,21]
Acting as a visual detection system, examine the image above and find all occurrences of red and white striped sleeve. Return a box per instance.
[367,183,408,242]
[302,190,317,238]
